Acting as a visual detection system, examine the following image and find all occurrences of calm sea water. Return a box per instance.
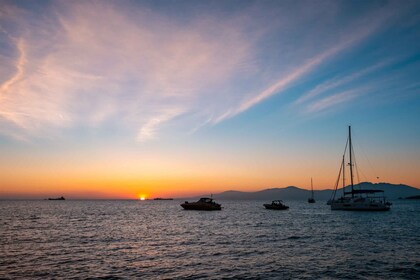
[1,200,419,279]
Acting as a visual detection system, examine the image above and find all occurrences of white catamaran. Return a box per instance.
[329,126,391,211]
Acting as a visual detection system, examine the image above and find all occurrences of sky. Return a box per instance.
[0,0,419,199]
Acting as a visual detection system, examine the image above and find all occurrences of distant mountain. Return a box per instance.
[206,182,420,201]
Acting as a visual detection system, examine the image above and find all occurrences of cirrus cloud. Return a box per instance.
[0,1,257,140]
[0,1,417,141]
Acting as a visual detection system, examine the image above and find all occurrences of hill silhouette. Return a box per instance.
[201,182,420,201]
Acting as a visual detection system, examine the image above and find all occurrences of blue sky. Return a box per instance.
[0,0,419,197]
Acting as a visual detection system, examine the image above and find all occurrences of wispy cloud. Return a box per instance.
[304,88,366,114]
[137,107,185,142]
[212,46,339,123]
[295,59,394,105]
[0,1,414,141]
[0,39,26,94]
[0,1,256,140]
[212,2,402,123]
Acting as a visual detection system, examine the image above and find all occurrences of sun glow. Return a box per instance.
[139,195,146,201]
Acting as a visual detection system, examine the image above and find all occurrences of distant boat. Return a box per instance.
[48,196,65,200]
[181,197,221,211]
[308,177,315,203]
[264,200,289,210]
[154,198,174,200]
[330,126,390,211]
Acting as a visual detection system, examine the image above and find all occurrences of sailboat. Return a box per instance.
[330,126,391,211]
[308,178,315,203]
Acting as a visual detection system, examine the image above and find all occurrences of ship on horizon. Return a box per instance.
[47,196,65,200]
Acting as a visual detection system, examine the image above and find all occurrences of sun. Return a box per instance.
[139,195,146,201]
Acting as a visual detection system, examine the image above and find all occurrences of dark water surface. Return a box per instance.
[1,200,419,279]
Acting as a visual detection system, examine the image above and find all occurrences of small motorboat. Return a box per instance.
[181,197,221,211]
[264,200,289,210]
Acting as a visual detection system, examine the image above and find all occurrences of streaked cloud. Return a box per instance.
[212,45,337,123]
[295,59,394,105]
[0,1,417,141]
[304,88,366,114]
[0,38,26,93]
[211,1,404,123]
[137,107,185,142]
[0,1,258,140]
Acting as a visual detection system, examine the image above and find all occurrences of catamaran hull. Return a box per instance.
[331,202,390,211]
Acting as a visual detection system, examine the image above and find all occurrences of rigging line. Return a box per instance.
[354,128,378,182]
[341,137,349,196]
[353,149,361,185]
[344,136,349,193]
[331,156,344,201]
[348,127,362,192]
[343,136,349,155]
[351,128,369,187]
[352,128,363,184]
[341,155,346,197]
[331,135,350,200]
[342,154,346,190]
[355,153,369,183]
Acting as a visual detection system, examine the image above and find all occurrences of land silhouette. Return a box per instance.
[192,182,420,201]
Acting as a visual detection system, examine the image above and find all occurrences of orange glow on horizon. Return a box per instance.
[1,149,419,199]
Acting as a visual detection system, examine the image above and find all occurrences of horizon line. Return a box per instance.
[1,182,418,200]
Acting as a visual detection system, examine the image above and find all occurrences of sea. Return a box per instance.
[1,200,419,279]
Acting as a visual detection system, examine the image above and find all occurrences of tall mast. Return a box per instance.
[311,177,314,199]
[348,126,354,197]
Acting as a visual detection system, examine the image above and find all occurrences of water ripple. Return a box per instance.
[0,200,419,279]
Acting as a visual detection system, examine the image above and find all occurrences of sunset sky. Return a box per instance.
[0,0,419,199]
